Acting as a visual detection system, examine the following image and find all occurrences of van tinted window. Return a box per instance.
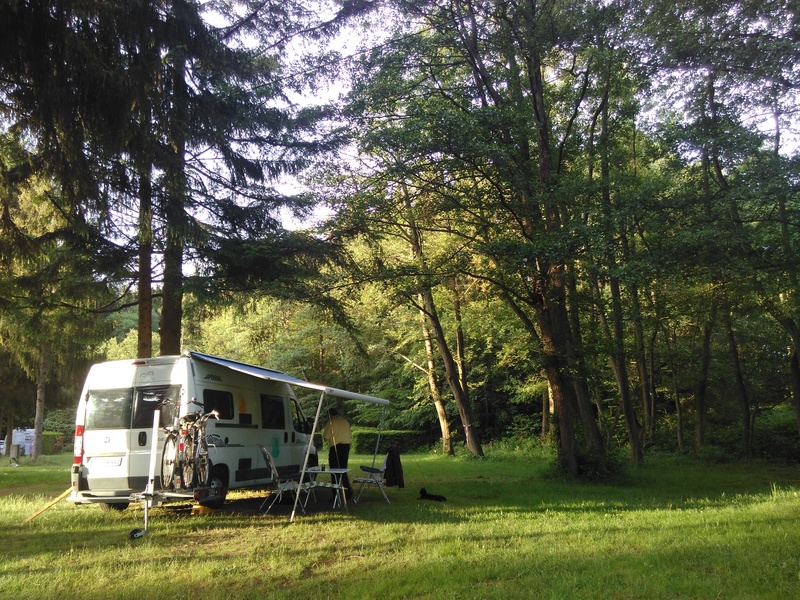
[261,394,285,429]
[85,389,133,429]
[132,385,181,429]
[203,389,234,420]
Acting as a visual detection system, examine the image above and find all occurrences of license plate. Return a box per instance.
[90,456,123,467]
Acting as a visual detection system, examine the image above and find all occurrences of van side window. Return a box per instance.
[292,398,312,434]
[132,385,181,429]
[203,389,234,420]
[85,389,133,429]
[261,394,285,429]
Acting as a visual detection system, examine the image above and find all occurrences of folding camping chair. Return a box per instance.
[259,447,314,514]
[353,451,390,504]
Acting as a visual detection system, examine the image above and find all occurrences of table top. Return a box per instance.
[307,466,349,474]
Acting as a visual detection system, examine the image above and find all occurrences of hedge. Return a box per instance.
[351,428,431,454]
[312,428,429,455]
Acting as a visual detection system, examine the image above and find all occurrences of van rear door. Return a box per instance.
[129,385,181,491]
[82,388,134,492]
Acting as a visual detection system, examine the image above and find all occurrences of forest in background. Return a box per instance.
[1,0,799,475]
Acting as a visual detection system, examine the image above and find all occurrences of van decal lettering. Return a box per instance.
[204,374,222,382]
[139,370,155,382]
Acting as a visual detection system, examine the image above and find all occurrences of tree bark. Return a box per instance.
[404,189,482,457]
[792,350,800,435]
[664,327,684,452]
[566,265,605,455]
[421,288,483,456]
[630,283,653,441]
[136,141,153,359]
[2,409,12,456]
[32,343,50,461]
[724,311,752,458]
[534,289,579,474]
[419,300,453,455]
[607,275,643,463]
[694,310,715,450]
[159,3,188,356]
[541,375,553,443]
[451,276,468,398]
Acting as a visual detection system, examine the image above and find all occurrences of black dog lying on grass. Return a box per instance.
[419,487,446,502]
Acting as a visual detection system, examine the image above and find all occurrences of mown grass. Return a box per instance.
[1,449,799,599]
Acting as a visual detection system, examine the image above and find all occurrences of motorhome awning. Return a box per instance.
[189,351,390,406]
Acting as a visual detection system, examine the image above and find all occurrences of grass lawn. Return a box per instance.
[1,449,799,599]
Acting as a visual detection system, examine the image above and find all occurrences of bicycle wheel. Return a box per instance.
[160,433,178,490]
[181,436,195,489]
[196,448,209,488]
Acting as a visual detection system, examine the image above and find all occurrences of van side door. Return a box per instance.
[290,397,316,469]
[260,394,292,474]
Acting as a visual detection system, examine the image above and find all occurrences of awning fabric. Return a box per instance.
[189,351,390,406]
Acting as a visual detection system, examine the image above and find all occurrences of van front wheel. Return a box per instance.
[99,502,129,512]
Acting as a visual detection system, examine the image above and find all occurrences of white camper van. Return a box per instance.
[69,352,322,510]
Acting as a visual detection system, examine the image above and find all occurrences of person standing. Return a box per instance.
[323,408,352,497]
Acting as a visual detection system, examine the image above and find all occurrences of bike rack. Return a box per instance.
[128,405,220,539]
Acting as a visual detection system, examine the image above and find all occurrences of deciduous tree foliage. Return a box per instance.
[320,0,800,472]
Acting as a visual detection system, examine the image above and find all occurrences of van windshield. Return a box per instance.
[85,389,133,430]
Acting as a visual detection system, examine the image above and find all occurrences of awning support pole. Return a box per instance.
[291,391,327,522]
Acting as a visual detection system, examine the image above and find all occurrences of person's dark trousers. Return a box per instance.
[329,443,352,493]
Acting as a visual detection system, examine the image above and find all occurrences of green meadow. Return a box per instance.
[1,449,799,599]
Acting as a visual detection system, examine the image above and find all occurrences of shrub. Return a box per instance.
[41,431,65,455]
[752,408,800,463]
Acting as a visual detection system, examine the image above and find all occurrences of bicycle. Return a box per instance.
[161,402,219,491]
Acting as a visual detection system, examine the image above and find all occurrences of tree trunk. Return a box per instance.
[419,301,452,455]
[404,189,482,457]
[647,328,658,437]
[2,409,12,456]
[630,284,653,442]
[159,8,188,356]
[136,146,153,359]
[774,318,800,435]
[724,311,752,458]
[566,265,605,455]
[664,327,684,452]
[694,310,715,450]
[32,343,50,461]
[541,375,554,443]
[420,287,482,456]
[134,6,155,359]
[451,276,468,398]
[791,351,800,435]
[608,276,643,463]
[534,291,579,475]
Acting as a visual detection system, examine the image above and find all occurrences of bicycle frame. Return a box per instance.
[161,407,218,491]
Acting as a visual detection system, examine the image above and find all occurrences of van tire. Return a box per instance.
[99,502,129,512]
[201,465,227,510]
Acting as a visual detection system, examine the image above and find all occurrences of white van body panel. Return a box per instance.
[69,354,316,506]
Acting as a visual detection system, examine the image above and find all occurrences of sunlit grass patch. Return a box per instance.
[1,451,799,599]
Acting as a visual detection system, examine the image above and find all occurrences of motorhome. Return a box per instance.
[70,352,345,510]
